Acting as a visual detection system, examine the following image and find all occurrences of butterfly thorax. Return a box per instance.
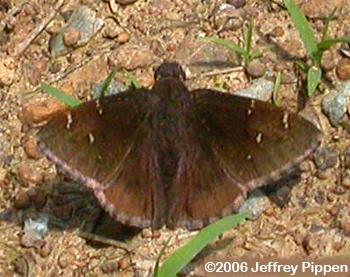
[150,77,193,188]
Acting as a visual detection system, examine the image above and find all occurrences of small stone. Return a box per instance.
[101,262,119,273]
[322,80,350,126]
[103,18,123,39]
[138,72,155,88]
[116,0,138,4]
[63,28,81,47]
[39,242,52,257]
[30,190,47,210]
[270,26,284,37]
[48,61,61,73]
[141,228,153,238]
[18,163,43,186]
[340,218,350,236]
[23,58,48,86]
[336,58,350,80]
[327,205,339,216]
[117,32,130,44]
[332,185,346,195]
[343,149,350,169]
[19,100,64,125]
[234,77,274,102]
[118,257,131,270]
[14,190,31,209]
[321,50,336,71]
[213,3,243,32]
[246,60,266,78]
[314,191,325,205]
[58,254,69,269]
[0,56,16,86]
[22,136,42,160]
[314,147,338,171]
[298,0,345,18]
[226,0,246,8]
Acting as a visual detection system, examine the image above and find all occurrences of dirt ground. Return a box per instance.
[1,0,350,276]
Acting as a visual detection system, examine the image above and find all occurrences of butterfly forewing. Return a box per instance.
[38,90,164,228]
[167,89,321,229]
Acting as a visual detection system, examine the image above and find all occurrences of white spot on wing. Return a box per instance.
[66,112,73,129]
[256,132,263,144]
[88,133,95,144]
[283,112,289,129]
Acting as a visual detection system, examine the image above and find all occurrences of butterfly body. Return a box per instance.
[38,62,321,230]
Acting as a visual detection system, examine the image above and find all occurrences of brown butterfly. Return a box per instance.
[37,62,322,230]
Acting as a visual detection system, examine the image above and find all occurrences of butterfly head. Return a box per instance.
[154,62,186,82]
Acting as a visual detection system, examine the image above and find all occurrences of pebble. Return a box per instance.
[22,136,42,160]
[246,60,266,78]
[29,190,47,209]
[340,218,350,236]
[298,0,345,18]
[234,77,274,102]
[322,80,350,126]
[138,72,155,88]
[101,262,119,274]
[18,162,43,186]
[343,148,350,169]
[102,18,123,39]
[238,189,270,219]
[14,190,31,209]
[116,0,138,4]
[117,32,130,44]
[227,0,246,8]
[270,26,284,37]
[321,50,336,71]
[39,242,52,257]
[19,100,64,125]
[314,147,338,171]
[336,58,350,80]
[118,257,131,270]
[0,56,15,86]
[49,6,104,57]
[212,3,243,32]
[63,28,81,47]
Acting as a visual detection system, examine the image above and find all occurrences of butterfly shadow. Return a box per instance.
[0,179,142,248]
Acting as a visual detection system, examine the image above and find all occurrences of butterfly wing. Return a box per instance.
[167,89,322,229]
[38,90,164,228]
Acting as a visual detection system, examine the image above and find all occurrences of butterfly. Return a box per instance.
[37,62,322,230]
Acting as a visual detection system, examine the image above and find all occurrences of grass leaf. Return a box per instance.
[100,67,117,98]
[283,0,318,57]
[201,37,246,56]
[318,36,350,51]
[307,66,322,96]
[123,70,142,89]
[40,83,81,108]
[245,18,254,62]
[156,213,247,277]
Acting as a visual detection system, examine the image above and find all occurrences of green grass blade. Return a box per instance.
[284,0,318,57]
[156,213,247,277]
[245,18,254,62]
[318,36,350,51]
[321,8,337,42]
[201,37,246,56]
[154,238,172,277]
[307,66,322,96]
[123,69,142,89]
[100,67,117,98]
[40,83,82,108]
